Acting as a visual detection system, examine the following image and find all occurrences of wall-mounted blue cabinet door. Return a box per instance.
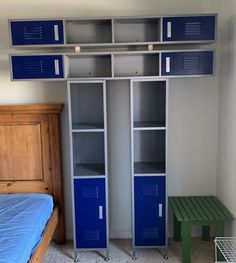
[74,178,107,249]
[134,176,166,246]
[10,20,64,46]
[162,15,216,42]
[161,51,214,76]
[11,55,64,79]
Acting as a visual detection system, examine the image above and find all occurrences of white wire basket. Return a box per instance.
[214,237,236,263]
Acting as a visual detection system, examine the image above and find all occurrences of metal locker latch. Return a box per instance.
[158,204,163,217]
[99,206,103,220]
[54,25,59,41]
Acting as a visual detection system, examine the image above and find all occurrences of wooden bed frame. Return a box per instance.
[0,104,65,262]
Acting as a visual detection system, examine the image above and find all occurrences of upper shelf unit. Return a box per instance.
[9,14,217,48]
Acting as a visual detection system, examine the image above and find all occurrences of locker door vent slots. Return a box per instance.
[143,228,159,239]
[23,26,43,40]
[185,22,201,36]
[24,60,44,73]
[183,56,200,70]
[143,184,159,196]
[81,186,99,198]
[83,230,100,241]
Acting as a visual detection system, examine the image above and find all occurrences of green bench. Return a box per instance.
[169,196,234,263]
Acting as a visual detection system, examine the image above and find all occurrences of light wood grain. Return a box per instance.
[29,206,59,263]
[0,124,43,181]
[0,104,65,262]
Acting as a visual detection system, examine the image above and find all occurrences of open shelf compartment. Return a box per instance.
[114,53,159,77]
[114,17,161,43]
[133,80,166,128]
[65,54,112,78]
[70,82,104,130]
[133,130,165,174]
[72,132,105,176]
[65,19,112,44]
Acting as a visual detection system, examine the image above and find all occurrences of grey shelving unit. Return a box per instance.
[130,79,168,259]
[68,80,109,261]
[8,13,217,262]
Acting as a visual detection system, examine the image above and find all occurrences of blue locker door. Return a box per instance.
[10,20,64,45]
[161,51,213,76]
[162,16,216,42]
[134,176,166,246]
[11,55,64,79]
[74,178,107,249]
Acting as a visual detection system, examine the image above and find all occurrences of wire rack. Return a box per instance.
[214,237,236,262]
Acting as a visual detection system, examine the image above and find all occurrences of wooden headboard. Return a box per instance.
[0,104,65,243]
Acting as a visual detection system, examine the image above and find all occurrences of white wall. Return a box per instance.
[0,0,220,239]
[217,0,236,236]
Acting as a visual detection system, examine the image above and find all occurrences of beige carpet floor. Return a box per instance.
[43,238,216,263]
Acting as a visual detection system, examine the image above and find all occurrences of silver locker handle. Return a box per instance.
[158,204,163,217]
[54,59,60,75]
[167,22,172,38]
[54,25,59,41]
[99,205,103,220]
[166,57,171,73]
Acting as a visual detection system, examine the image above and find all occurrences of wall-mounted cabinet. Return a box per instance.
[161,50,214,76]
[9,14,216,47]
[10,20,64,46]
[11,54,64,80]
[162,15,216,42]
[10,50,214,80]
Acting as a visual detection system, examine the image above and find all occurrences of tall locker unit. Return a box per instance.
[67,81,109,261]
[130,79,168,258]
[8,14,217,262]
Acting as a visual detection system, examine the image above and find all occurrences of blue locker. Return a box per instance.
[134,176,166,246]
[10,20,64,45]
[74,178,107,249]
[162,15,216,42]
[11,55,64,79]
[161,51,214,76]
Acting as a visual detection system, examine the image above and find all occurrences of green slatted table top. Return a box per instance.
[169,196,234,222]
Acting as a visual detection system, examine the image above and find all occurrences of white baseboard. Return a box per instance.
[109,232,132,239]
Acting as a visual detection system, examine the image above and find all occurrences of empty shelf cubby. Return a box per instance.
[65,19,112,44]
[114,53,159,77]
[70,82,104,130]
[114,18,161,43]
[66,54,112,78]
[132,80,166,128]
[72,132,105,176]
[133,130,165,174]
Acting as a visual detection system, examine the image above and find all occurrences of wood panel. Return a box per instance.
[0,104,65,250]
[0,124,43,181]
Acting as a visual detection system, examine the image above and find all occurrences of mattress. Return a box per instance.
[0,194,53,263]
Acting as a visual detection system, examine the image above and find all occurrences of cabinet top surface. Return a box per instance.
[0,104,63,114]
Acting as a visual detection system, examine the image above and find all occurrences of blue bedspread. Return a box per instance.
[0,194,53,263]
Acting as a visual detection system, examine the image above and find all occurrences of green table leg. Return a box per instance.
[174,214,181,241]
[215,222,225,261]
[182,223,191,263]
[202,225,210,241]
